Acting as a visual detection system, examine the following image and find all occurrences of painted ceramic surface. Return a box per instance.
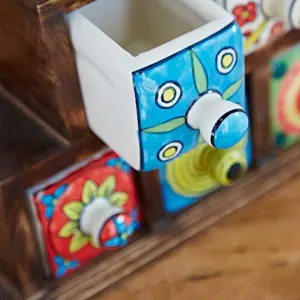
[270,43,300,149]
[159,110,252,214]
[134,22,246,171]
[222,0,286,53]
[27,150,141,278]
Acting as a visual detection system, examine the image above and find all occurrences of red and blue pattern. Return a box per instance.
[40,184,69,219]
[101,209,140,249]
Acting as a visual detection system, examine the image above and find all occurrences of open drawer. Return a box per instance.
[66,0,249,171]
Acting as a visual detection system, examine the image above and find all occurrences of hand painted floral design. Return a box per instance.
[54,256,79,278]
[275,132,288,147]
[30,150,141,278]
[142,50,244,136]
[101,209,140,248]
[106,157,131,173]
[243,30,260,44]
[59,175,129,254]
[233,2,257,27]
[277,61,300,135]
[40,184,68,219]
[129,208,139,229]
[243,30,252,38]
[272,60,287,79]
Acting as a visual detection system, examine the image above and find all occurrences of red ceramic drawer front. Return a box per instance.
[28,149,141,278]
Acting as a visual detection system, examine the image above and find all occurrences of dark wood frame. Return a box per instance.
[247,62,273,166]
[0,0,89,141]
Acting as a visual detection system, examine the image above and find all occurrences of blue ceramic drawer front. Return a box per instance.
[133,21,246,171]
[159,109,252,214]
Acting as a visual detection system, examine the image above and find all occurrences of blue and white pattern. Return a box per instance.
[133,22,245,171]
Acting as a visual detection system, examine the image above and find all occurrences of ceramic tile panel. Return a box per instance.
[134,22,247,170]
[270,43,300,149]
[27,150,141,278]
[216,0,287,54]
[158,109,252,213]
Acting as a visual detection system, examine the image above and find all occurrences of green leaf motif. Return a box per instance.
[89,236,101,249]
[97,175,116,198]
[143,117,185,134]
[63,202,83,221]
[82,180,97,204]
[109,192,129,207]
[58,221,78,238]
[222,77,244,100]
[69,230,89,253]
[191,50,208,94]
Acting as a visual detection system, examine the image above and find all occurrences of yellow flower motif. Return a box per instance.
[59,175,129,253]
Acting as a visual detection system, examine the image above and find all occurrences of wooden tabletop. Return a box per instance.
[93,171,300,300]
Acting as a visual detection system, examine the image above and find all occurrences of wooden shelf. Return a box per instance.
[2,130,299,300]
[0,273,22,300]
[0,123,162,300]
[0,88,66,182]
[0,86,71,299]
[0,133,106,299]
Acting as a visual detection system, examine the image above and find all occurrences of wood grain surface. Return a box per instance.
[93,164,300,300]
[0,87,65,182]
[0,0,88,140]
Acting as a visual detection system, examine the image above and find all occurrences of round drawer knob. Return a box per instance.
[187,92,249,149]
[165,143,248,198]
[209,147,248,186]
[262,0,300,28]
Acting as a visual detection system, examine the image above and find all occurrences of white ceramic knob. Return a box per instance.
[290,0,300,28]
[262,0,300,28]
[187,92,249,149]
[80,197,123,246]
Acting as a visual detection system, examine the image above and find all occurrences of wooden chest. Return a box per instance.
[0,1,300,299]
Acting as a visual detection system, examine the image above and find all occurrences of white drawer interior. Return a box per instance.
[77,0,207,56]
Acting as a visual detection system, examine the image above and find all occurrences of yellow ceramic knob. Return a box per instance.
[202,145,248,186]
[166,139,248,197]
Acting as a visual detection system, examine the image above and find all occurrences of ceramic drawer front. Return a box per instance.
[215,0,300,54]
[27,149,141,278]
[133,22,248,172]
[67,0,249,171]
[158,113,252,214]
[269,43,300,150]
